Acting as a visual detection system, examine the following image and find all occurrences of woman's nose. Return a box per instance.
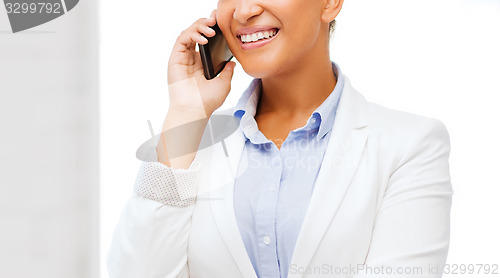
[232,0,264,25]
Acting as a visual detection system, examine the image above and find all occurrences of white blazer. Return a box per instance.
[107,76,453,278]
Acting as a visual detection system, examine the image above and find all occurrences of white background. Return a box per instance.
[100,0,500,277]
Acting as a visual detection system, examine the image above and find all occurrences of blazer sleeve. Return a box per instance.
[354,118,454,278]
[106,150,202,278]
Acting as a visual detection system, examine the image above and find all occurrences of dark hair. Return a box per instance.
[329,19,336,37]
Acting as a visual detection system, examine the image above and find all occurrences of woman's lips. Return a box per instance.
[238,29,280,50]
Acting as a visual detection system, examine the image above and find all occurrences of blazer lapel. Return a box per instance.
[208,119,258,278]
[288,77,369,278]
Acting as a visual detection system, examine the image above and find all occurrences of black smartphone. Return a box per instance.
[199,22,234,80]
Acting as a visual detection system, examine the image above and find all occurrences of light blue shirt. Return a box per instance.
[232,61,345,278]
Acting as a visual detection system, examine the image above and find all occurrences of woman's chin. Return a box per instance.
[239,62,279,79]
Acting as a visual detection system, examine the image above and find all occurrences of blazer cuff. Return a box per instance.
[133,151,202,207]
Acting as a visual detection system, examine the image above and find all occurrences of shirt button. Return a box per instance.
[310,117,317,124]
[263,235,271,245]
[268,187,274,192]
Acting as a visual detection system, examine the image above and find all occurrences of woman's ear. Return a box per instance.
[321,0,344,23]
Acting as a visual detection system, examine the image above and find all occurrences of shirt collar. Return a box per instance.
[233,60,344,143]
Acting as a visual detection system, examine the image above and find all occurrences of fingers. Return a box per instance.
[169,10,218,70]
[187,19,216,45]
[173,17,217,52]
[217,61,236,83]
[209,9,216,22]
[195,22,216,43]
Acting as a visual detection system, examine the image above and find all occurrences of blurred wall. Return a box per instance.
[0,1,99,277]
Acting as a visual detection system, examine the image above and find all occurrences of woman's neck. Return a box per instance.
[257,55,337,118]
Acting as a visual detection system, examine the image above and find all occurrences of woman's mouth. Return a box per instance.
[237,28,280,50]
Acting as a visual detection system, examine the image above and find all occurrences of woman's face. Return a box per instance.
[216,0,332,78]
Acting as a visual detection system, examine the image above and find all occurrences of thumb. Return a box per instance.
[217,61,236,82]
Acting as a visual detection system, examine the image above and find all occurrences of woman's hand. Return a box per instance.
[167,9,236,117]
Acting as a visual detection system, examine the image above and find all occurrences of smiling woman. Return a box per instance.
[106,0,454,277]
[216,0,341,81]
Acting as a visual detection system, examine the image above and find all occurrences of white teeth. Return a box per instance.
[240,29,278,43]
